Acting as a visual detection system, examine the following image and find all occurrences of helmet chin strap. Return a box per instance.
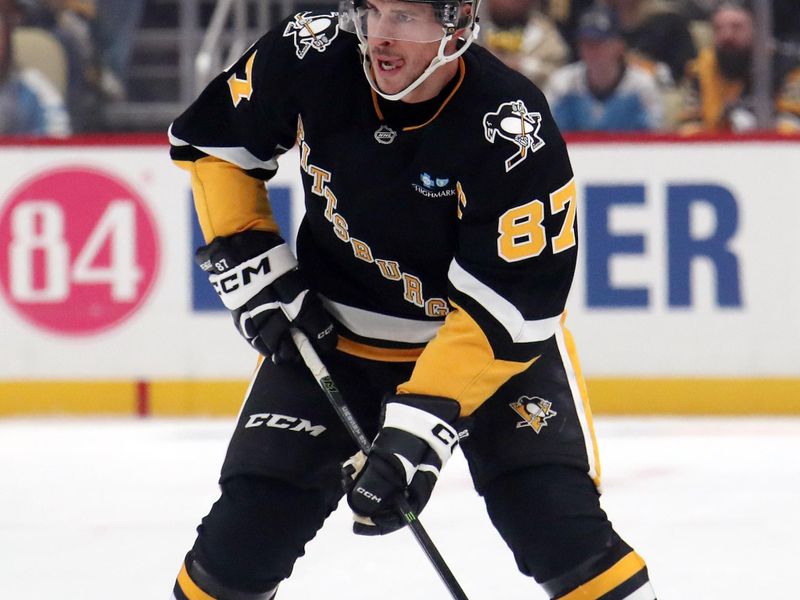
[356,24,479,102]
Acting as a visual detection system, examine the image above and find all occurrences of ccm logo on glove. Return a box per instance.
[208,253,274,295]
[195,230,337,363]
[355,487,382,503]
[206,246,295,309]
[344,394,461,536]
[432,423,458,447]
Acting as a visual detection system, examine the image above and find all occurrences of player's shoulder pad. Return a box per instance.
[272,10,355,65]
[218,10,356,114]
[459,45,566,178]
[228,10,354,83]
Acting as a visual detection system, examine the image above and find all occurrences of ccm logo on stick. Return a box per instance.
[245,413,327,437]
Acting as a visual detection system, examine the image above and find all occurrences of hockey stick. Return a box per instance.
[290,329,470,600]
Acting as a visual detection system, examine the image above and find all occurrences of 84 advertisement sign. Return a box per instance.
[0,167,160,336]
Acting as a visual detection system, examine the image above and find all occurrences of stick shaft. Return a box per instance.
[290,329,470,600]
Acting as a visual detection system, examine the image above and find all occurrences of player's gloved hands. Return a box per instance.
[343,393,460,535]
[195,230,336,363]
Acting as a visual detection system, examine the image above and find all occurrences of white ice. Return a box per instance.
[1,416,798,599]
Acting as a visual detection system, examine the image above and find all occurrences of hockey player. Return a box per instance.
[169,0,657,598]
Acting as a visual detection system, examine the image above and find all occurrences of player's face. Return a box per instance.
[363,0,459,102]
[369,36,443,102]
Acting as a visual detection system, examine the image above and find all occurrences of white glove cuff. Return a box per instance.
[209,243,298,309]
[382,401,458,466]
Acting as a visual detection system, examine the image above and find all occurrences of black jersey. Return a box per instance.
[170,11,578,415]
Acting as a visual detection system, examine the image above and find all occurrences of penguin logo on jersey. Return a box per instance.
[510,396,557,434]
[283,12,340,59]
[483,100,545,172]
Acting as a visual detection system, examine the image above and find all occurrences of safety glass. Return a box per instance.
[340,0,465,43]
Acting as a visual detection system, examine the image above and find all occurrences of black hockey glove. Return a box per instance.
[195,230,336,363]
[344,393,460,536]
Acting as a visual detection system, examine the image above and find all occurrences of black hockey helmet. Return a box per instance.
[339,0,478,42]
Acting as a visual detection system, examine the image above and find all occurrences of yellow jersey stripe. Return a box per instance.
[558,315,601,487]
[559,551,646,600]
[398,302,537,415]
[174,156,278,242]
[336,336,423,362]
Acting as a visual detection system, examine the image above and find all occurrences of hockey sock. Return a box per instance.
[482,464,656,598]
[186,475,340,595]
[172,552,277,600]
[541,545,655,600]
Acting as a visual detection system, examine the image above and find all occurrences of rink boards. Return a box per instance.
[1,134,798,415]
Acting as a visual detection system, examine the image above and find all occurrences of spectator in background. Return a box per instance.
[19,0,99,131]
[481,0,569,88]
[678,0,715,21]
[92,0,145,101]
[545,4,664,131]
[678,1,800,133]
[680,0,800,43]
[605,0,696,84]
[0,0,70,135]
[545,0,595,56]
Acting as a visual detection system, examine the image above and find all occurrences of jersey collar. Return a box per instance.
[370,57,466,132]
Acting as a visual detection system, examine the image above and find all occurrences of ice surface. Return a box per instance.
[1,416,798,599]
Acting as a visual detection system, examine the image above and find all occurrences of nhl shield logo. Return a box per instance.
[483,100,545,172]
[374,124,397,144]
[283,12,340,59]
[510,396,557,434]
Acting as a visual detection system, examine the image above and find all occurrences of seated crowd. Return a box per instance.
[480,0,800,133]
[1,0,799,135]
[0,0,143,135]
